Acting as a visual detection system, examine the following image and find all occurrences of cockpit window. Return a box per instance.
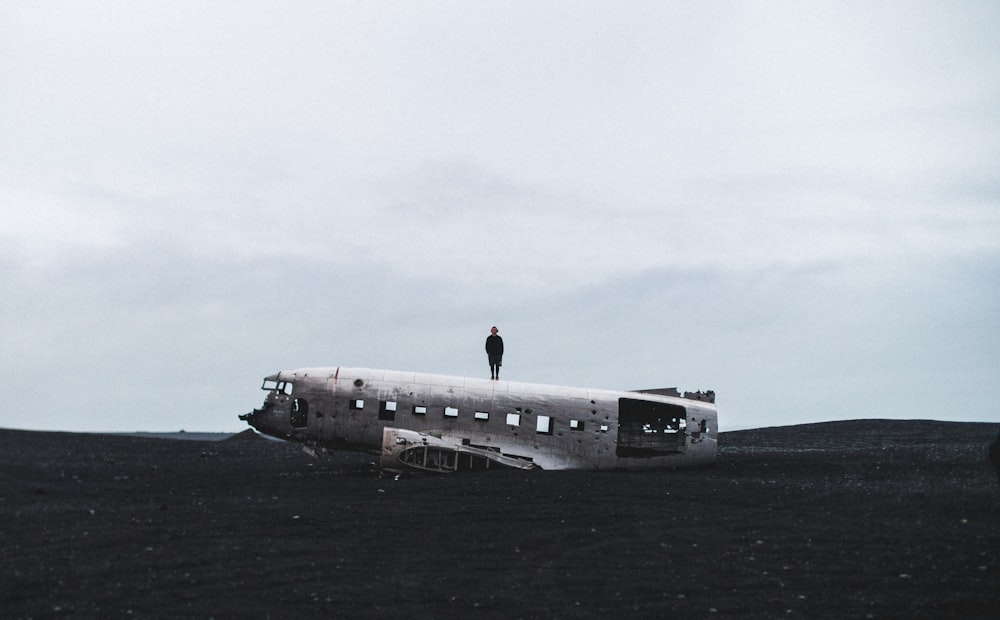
[262,380,293,395]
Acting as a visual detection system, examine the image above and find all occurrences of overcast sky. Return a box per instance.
[2,1,998,433]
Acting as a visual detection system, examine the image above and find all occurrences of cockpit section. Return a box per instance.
[239,374,299,439]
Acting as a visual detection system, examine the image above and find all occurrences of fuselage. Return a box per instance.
[240,367,718,471]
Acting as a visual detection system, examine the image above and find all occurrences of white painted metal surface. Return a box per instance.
[240,367,718,472]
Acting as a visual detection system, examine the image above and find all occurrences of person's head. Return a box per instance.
[491,326,498,335]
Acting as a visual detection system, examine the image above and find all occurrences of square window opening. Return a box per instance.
[536,415,553,435]
[379,400,397,421]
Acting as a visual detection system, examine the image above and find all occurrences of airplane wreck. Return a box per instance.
[240,367,717,473]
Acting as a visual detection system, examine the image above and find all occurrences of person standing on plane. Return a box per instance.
[486,326,504,380]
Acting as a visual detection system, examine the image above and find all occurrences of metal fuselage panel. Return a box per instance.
[244,367,718,471]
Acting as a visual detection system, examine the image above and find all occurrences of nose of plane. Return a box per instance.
[238,409,263,434]
[239,404,289,440]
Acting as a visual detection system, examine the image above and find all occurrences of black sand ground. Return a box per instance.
[2,420,998,619]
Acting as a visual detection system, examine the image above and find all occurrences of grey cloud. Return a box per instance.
[2,2,998,433]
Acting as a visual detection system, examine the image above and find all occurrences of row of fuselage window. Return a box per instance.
[350,398,610,435]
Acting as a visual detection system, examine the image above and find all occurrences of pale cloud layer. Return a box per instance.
[1,1,998,432]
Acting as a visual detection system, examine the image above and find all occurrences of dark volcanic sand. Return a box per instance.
[2,420,998,619]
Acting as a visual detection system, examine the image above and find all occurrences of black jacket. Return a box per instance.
[485,335,504,356]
